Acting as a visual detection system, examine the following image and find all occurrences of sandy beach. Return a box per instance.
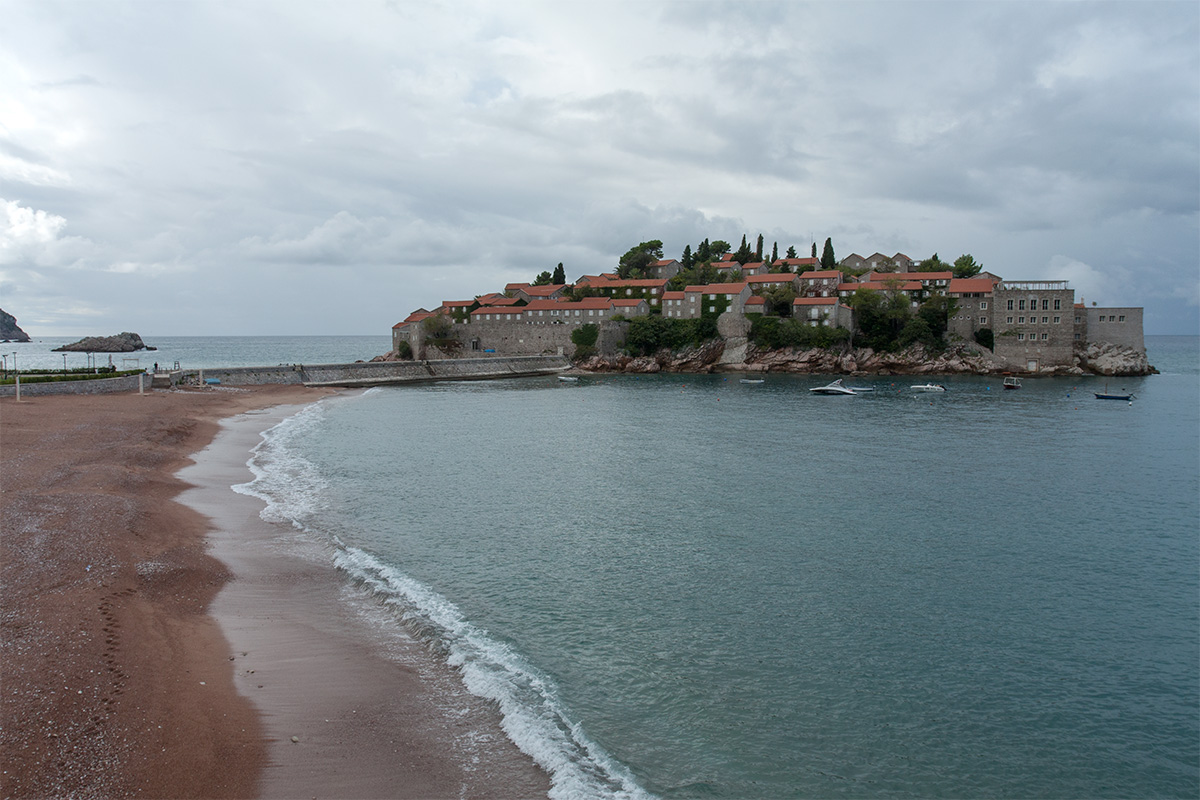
[0,386,549,798]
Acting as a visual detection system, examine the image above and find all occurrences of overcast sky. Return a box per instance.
[2,0,1197,336]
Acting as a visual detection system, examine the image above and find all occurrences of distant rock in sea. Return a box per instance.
[0,309,31,342]
[53,332,156,353]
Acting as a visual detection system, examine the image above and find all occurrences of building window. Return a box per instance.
[1075,316,1081,323]
[1018,333,1025,341]
[980,301,988,310]
[1041,333,1048,340]
[1007,316,1014,324]
[980,317,987,325]
[1119,315,1126,322]
[1042,317,1048,323]
[1054,299,1061,310]
[1042,300,1049,310]
[1019,316,1025,323]
[1019,300,1026,310]
[1007,299,1014,310]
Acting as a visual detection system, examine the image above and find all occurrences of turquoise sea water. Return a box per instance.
[232,337,1198,799]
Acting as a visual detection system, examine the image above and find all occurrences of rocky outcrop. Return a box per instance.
[1074,342,1156,376]
[52,332,155,353]
[0,309,31,342]
[577,340,727,373]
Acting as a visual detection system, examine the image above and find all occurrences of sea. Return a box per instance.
[12,334,1199,797]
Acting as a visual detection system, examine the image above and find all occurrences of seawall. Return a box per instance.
[0,373,147,398]
[180,355,570,388]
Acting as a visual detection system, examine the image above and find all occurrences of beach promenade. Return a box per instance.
[0,386,548,798]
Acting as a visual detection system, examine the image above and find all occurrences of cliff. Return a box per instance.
[0,309,31,342]
[52,332,155,353]
[577,340,1156,376]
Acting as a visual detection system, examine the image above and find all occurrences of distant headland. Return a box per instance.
[0,309,31,343]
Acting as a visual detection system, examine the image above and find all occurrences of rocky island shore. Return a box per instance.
[1,309,31,342]
[52,332,155,353]
[577,340,1156,377]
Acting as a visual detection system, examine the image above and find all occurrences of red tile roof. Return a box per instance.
[864,271,952,282]
[792,297,838,306]
[684,282,748,294]
[798,270,844,280]
[747,274,797,284]
[662,291,685,300]
[470,307,526,317]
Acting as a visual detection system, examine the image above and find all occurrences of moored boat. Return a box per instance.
[1003,376,1022,390]
[911,383,946,392]
[810,379,858,395]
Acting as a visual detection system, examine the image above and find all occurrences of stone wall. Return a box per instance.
[1086,307,1144,351]
[0,372,146,397]
[183,355,569,387]
[992,282,1075,371]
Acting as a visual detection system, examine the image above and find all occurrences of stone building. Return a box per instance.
[992,281,1076,372]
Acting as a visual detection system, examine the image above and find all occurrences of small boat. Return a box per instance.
[911,383,946,392]
[848,386,875,392]
[739,378,765,384]
[1002,376,1022,390]
[1094,381,1134,401]
[558,375,579,382]
[810,379,858,395]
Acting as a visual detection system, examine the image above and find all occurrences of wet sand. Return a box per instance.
[0,386,549,798]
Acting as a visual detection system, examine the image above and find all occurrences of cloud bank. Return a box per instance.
[1,0,1196,335]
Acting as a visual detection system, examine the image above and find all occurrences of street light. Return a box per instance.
[63,353,68,374]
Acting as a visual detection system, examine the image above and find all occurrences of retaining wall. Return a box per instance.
[0,373,147,397]
[182,355,570,388]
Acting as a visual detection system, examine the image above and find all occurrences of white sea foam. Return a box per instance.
[334,545,652,800]
[234,394,652,800]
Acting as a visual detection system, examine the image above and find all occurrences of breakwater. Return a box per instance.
[180,355,570,388]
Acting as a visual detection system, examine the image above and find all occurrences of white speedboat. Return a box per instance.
[810,379,858,395]
[739,378,765,384]
[911,383,946,392]
[558,375,580,382]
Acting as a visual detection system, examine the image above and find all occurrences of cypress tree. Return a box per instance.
[821,238,836,269]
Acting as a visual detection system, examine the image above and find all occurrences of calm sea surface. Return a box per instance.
[224,336,1199,799]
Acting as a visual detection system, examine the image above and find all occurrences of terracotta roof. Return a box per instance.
[684,282,748,294]
[778,257,819,267]
[650,259,678,267]
[864,271,952,282]
[442,300,474,308]
[662,291,685,300]
[745,296,766,306]
[611,299,647,308]
[519,284,567,297]
[523,298,572,311]
[747,274,797,284]
[482,296,521,306]
[595,278,668,288]
[798,270,844,280]
[855,280,923,292]
[792,297,838,306]
[402,310,437,323]
[470,307,525,317]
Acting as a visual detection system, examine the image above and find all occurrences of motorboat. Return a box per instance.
[810,379,858,395]
[1002,376,1022,390]
[558,375,580,382]
[739,378,765,384]
[911,383,946,392]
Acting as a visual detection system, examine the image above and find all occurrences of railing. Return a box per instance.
[997,281,1069,291]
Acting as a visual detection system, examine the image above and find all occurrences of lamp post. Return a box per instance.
[63,353,68,374]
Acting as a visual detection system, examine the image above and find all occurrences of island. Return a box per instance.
[387,238,1154,377]
[52,332,156,353]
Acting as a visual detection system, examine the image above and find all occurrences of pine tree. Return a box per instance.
[681,244,693,269]
[552,263,566,284]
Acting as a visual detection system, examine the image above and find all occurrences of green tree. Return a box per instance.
[756,234,764,261]
[811,242,817,258]
[552,263,566,284]
[918,253,949,272]
[952,254,982,278]
[533,270,553,286]
[760,284,797,316]
[786,245,797,259]
[771,242,778,263]
[733,235,754,264]
[618,240,664,279]
[681,244,693,269]
[820,238,836,269]
[710,240,731,256]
